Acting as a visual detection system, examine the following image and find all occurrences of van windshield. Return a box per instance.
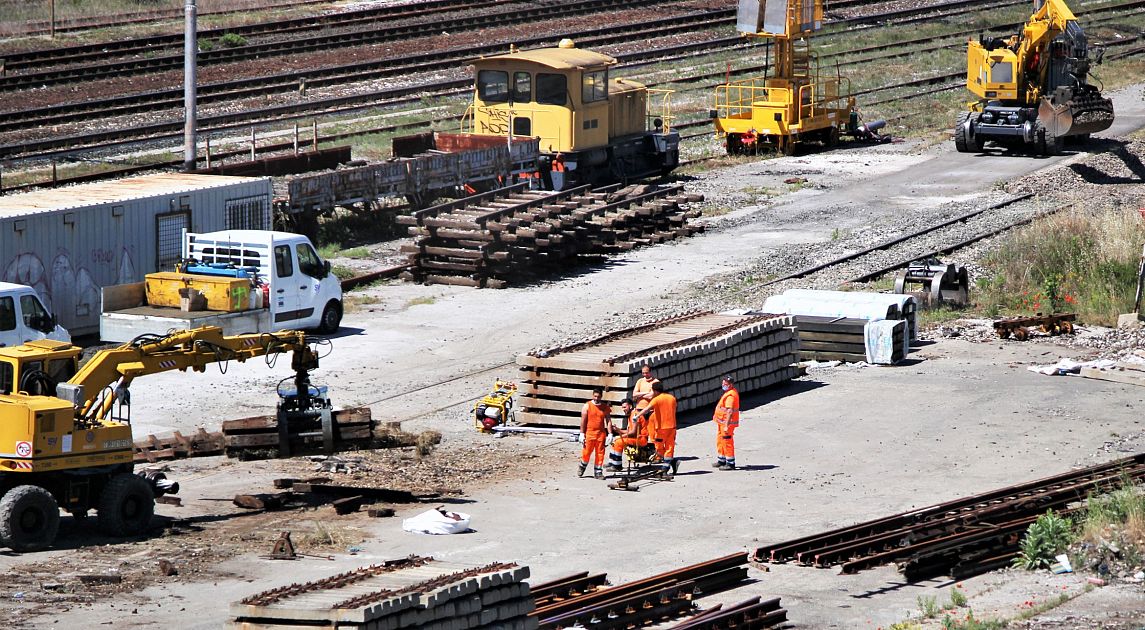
[20,295,50,332]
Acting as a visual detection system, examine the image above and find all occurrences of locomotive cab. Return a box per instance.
[467,39,680,189]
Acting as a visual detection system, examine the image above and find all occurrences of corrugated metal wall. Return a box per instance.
[0,179,272,336]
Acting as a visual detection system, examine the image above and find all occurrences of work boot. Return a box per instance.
[594,467,604,479]
[577,461,587,477]
[712,459,726,468]
[719,463,736,471]
[604,465,622,473]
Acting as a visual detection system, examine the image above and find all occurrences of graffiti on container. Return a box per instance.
[91,248,115,265]
[1,248,135,329]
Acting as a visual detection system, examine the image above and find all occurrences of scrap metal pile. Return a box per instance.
[516,312,798,426]
[529,553,787,630]
[753,453,1145,580]
[231,556,534,630]
[397,183,703,288]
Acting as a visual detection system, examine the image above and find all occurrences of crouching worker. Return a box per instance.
[630,381,678,470]
[605,399,647,472]
[578,388,612,479]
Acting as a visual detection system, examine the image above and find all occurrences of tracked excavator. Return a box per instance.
[956,0,1114,155]
[0,327,329,551]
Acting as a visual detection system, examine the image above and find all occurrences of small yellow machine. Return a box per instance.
[462,39,680,189]
[473,380,517,431]
[957,0,1113,154]
[712,0,855,155]
[0,326,328,552]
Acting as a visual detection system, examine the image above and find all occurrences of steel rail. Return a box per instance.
[0,0,673,91]
[1,0,333,38]
[755,453,1145,563]
[1,0,509,71]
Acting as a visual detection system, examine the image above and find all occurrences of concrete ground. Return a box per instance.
[2,86,1144,628]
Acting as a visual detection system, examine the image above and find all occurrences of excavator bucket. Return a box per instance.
[1039,89,1114,138]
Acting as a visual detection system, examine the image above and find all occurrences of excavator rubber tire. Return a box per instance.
[97,474,155,537]
[0,485,60,552]
[1038,124,1062,156]
[954,111,972,153]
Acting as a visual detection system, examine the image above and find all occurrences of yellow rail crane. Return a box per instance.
[0,327,329,551]
[712,0,855,156]
[956,0,1114,155]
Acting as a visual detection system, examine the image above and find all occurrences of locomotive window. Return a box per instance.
[582,70,608,103]
[478,70,509,103]
[512,72,532,103]
[990,61,1013,83]
[513,117,531,135]
[536,73,567,105]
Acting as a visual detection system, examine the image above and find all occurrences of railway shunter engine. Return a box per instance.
[465,39,680,190]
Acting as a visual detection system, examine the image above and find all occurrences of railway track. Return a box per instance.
[754,453,1145,578]
[6,0,1141,165]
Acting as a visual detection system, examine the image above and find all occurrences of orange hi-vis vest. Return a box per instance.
[583,401,611,435]
[714,388,740,427]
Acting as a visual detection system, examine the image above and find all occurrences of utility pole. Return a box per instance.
[183,0,198,172]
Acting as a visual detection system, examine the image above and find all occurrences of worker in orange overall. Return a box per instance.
[605,399,646,472]
[578,388,612,479]
[633,381,678,470]
[712,375,740,471]
[632,364,659,442]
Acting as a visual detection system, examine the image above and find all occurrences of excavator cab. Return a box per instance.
[0,340,80,397]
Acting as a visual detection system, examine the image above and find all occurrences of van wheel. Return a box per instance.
[319,300,343,334]
[97,474,154,537]
[0,485,60,552]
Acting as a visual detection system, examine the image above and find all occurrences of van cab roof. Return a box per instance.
[0,282,36,293]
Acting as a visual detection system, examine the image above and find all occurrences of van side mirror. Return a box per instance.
[324,260,332,277]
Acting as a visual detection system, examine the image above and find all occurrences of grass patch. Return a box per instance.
[406,296,436,307]
[918,595,942,619]
[345,294,382,313]
[975,207,1145,326]
[298,520,365,550]
[340,246,371,259]
[918,304,967,327]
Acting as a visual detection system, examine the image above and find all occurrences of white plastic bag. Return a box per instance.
[402,508,472,535]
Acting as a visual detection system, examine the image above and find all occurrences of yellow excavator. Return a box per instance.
[956,0,1114,155]
[0,327,329,551]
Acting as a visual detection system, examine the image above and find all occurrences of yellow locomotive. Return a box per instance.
[462,39,680,190]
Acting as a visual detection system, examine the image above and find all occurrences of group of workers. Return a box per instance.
[576,364,741,479]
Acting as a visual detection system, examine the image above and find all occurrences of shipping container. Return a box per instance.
[0,173,272,336]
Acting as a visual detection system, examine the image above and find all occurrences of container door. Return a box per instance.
[271,244,304,326]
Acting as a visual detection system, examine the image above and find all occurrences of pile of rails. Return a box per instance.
[231,557,534,630]
[753,453,1145,580]
[529,554,786,629]
[397,183,703,288]
[516,312,798,426]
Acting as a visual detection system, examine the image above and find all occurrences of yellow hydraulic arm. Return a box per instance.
[61,327,318,425]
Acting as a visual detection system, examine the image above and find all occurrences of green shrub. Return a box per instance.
[1013,510,1074,570]
[218,32,247,48]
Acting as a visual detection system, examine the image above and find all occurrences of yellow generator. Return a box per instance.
[712,0,855,155]
[473,380,517,431]
[463,39,680,190]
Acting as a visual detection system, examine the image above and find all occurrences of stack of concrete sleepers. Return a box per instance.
[768,289,918,339]
[230,557,535,630]
[515,312,798,427]
[791,316,907,364]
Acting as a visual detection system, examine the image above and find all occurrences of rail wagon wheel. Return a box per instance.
[1013,327,1030,341]
[997,326,1011,339]
[97,474,154,537]
[0,485,60,552]
[1060,320,1074,334]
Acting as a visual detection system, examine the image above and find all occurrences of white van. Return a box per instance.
[0,282,72,348]
[100,230,343,343]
